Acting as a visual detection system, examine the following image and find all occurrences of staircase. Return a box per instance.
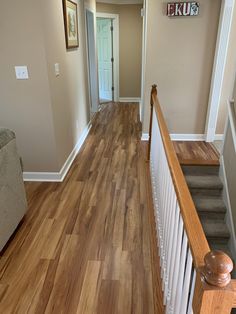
[181,165,236,313]
[182,164,232,257]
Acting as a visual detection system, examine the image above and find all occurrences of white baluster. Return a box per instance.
[174,231,188,313]
[187,269,196,314]
[166,206,182,313]
[167,210,183,314]
[159,145,166,274]
[164,184,177,303]
[150,109,198,314]
[179,248,193,314]
[162,168,171,284]
[163,173,174,291]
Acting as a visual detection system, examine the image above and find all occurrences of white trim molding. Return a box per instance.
[170,133,224,141]
[140,0,147,124]
[85,7,100,115]
[214,134,224,141]
[141,133,149,141]
[228,100,236,152]
[139,100,142,121]
[96,12,119,102]
[170,134,205,141]
[23,122,92,182]
[205,0,235,142]
[219,155,236,262]
[119,97,141,103]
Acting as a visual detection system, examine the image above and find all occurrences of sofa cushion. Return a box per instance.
[0,129,15,150]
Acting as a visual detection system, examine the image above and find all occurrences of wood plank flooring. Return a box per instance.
[0,103,164,314]
[173,141,220,165]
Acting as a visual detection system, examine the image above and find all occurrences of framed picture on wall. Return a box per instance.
[62,0,79,49]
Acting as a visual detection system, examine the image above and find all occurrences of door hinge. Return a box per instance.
[112,86,114,91]
[110,26,114,32]
[111,57,114,63]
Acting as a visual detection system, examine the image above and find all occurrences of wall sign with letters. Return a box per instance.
[167,2,200,17]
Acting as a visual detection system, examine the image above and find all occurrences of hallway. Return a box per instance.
[0,103,163,313]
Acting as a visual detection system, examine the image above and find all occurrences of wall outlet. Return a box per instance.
[15,66,29,80]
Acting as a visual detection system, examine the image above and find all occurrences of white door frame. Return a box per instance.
[84,6,99,115]
[96,12,119,102]
[205,0,235,142]
[140,0,147,123]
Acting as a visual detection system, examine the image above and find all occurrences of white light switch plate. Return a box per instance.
[15,66,29,80]
[55,63,60,77]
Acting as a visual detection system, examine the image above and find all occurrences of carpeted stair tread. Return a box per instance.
[210,243,232,258]
[182,165,220,176]
[201,219,230,239]
[182,164,234,263]
[185,175,223,190]
[192,196,226,214]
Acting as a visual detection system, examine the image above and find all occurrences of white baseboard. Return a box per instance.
[141,133,149,141]
[219,155,236,262]
[23,121,92,182]
[170,133,224,141]
[23,171,61,182]
[119,97,141,103]
[170,134,205,141]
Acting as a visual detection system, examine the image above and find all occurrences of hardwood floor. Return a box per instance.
[0,103,164,314]
[173,141,220,165]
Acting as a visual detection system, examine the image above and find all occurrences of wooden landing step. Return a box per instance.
[173,141,220,166]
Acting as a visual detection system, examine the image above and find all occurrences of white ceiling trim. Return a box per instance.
[96,0,143,4]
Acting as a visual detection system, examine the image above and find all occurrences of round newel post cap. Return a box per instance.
[151,84,157,94]
[202,250,234,288]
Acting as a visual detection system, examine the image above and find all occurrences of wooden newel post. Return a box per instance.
[193,251,235,314]
[147,84,157,161]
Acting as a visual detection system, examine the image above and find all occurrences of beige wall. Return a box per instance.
[143,0,221,134]
[0,1,58,172]
[223,122,236,230]
[216,5,236,134]
[96,3,143,98]
[0,0,94,172]
[40,0,91,169]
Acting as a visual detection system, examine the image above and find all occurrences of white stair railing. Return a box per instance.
[150,104,196,313]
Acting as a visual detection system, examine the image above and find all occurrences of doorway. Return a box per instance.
[96,13,119,103]
[97,18,113,102]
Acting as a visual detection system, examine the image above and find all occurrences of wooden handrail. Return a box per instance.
[147,85,157,161]
[150,85,209,268]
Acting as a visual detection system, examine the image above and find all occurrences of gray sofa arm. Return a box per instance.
[0,128,27,251]
[0,128,15,149]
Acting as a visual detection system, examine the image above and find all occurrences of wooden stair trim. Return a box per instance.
[173,141,220,166]
[151,89,210,269]
[231,279,236,307]
[178,158,220,166]
[209,142,220,159]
